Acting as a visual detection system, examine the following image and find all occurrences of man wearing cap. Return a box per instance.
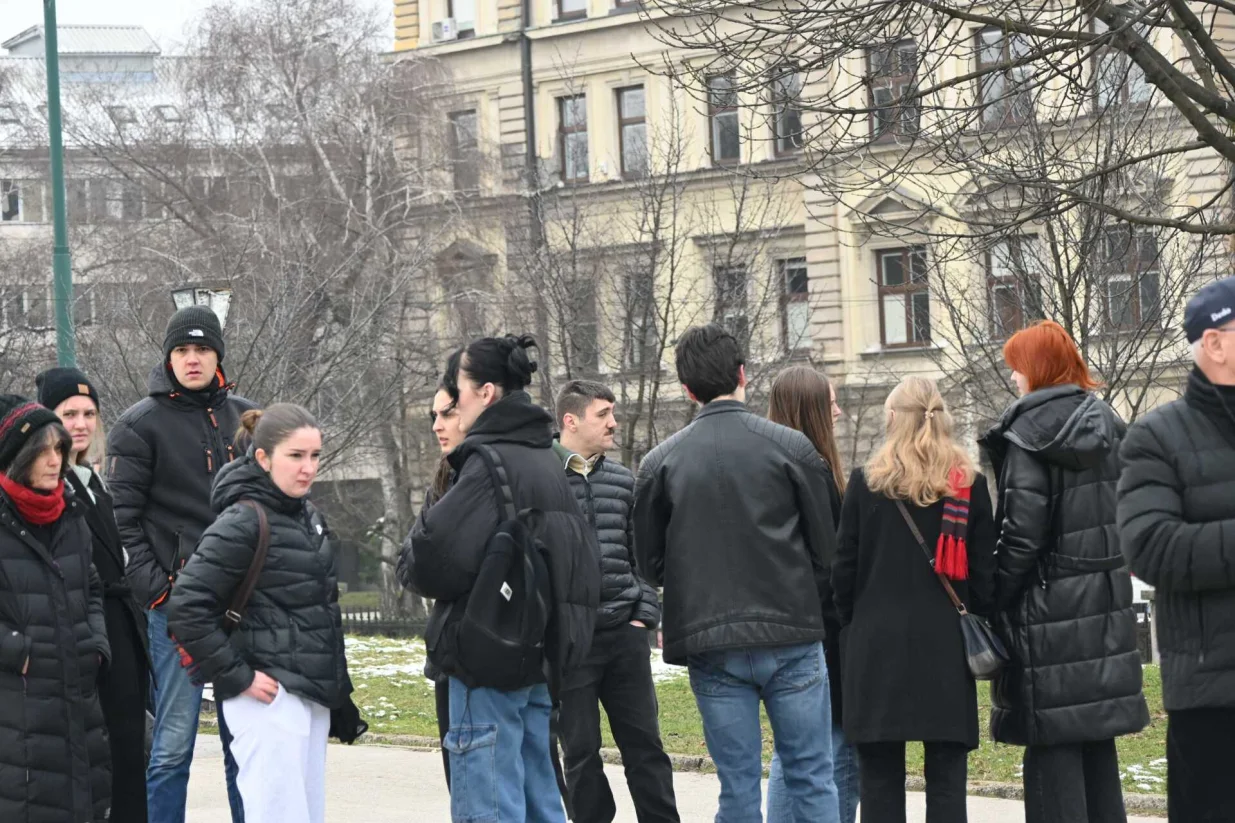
[1118,275,1235,822]
[109,305,256,823]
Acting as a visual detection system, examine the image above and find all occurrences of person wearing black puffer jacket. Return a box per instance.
[167,405,364,823]
[981,321,1148,823]
[1118,277,1235,823]
[552,380,676,823]
[399,334,601,823]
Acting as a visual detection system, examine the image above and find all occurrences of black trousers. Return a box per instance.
[99,612,150,823]
[1022,739,1127,823]
[857,740,969,823]
[559,624,679,823]
[434,679,451,789]
[1168,708,1235,823]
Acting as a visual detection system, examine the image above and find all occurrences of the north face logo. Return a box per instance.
[188,329,205,337]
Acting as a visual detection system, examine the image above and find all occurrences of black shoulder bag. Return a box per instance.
[895,500,1008,680]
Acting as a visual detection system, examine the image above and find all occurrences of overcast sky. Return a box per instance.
[5,0,394,53]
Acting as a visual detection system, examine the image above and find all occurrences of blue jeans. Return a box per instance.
[687,642,838,823]
[768,721,857,823]
[147,607,245,823]
[445,677,566,823]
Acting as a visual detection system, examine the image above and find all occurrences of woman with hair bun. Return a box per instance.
[400,334,600,823]
[167,404,365,823]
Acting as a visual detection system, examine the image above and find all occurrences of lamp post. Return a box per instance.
[170,286,233,329]
[43,0,74,366]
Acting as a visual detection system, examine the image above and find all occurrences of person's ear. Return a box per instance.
[255,448,272,472]
[737,364,747,388]
[563,413,576,432]
[1206,331,1229,364]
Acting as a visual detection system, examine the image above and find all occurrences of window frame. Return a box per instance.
[448,109,481,194]
[771,66,804,156]
[778,257,811,352]
[1102,226,1162,329]
[867,40,919,141]
[1093,18,1152,109]
[876,246,930,348]
[616,85,648,179]
[555,0,588,22]
[447,0,476,38]
[976,27,1032,128]
[707,73,741,166]
[558,95,590,184]
[713,262,750,342]
[985,235,1044,340]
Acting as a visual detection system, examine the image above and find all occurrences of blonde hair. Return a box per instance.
[864,376,974,506]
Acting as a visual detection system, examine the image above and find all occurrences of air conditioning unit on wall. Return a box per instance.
[432,18,458,42]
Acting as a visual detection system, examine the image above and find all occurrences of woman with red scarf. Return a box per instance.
[0,394,112,822]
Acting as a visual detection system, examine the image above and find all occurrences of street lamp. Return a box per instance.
[170,286,233,330]
[43,0,74,367]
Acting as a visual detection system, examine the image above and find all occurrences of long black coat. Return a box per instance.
[67,468,150,823]
[1118,368,1235,711]
[0,487,112,822]
[167,457,352,708]
[981,386,1149,746]
[833,468,996,749]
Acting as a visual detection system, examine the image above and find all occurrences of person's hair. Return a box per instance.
[674,324,744,404]
[446,334,538,400]
[865,376,974,507]
[556,380,616,425]
[430,361,461,500]
[768,366,847,494]
[1003,320,1100,393]
[6,422,72,487]
[79,417,106,468]
[236,404,320,456]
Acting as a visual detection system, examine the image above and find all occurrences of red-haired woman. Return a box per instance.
[979,320,1148,823]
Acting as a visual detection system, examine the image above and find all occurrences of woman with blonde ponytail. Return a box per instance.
[833,376,997,823]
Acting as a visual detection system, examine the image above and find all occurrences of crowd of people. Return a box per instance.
[2,275,1235,822]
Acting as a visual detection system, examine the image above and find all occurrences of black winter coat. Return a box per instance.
[67,468,150,823]
[552,442,660,632]
[834,468,996,749]
[110,364,257,609]
[0,487,112,823]
[1119,368,1235,711]
[166,457,352,709]
[634,400,835,665]
[981,386,1148,746]
[401,392,601,691]
[814,468,845,722]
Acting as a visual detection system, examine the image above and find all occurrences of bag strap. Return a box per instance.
[473,444,518,523]
[223,500,271,633]
[894,499,968,616]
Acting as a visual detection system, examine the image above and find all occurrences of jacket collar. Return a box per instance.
[1186,367,1235,431]
[693,399,747,420]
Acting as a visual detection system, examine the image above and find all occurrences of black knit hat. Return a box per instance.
[164,306,225,362]
[0,395,62,472]
[36,367,99,414]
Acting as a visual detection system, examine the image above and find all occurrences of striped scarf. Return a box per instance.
[936,466,971,581]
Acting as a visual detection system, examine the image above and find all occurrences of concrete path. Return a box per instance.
[187,736,1163,821]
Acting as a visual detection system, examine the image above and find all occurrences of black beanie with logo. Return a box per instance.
[164,306,225,363]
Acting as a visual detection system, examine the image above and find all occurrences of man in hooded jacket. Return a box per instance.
[109,305,256,823]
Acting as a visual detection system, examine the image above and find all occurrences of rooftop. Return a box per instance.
[2,25,161,57]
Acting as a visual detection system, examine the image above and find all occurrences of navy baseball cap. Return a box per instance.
[1185,276,1235,343]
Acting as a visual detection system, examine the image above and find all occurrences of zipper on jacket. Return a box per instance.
[204,448,214,474]
[1198,594,1207,664]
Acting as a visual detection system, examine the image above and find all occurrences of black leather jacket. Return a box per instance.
[634,400,836,664]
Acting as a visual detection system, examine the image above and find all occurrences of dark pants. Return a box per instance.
[99,611,150,823]
[1023,740,1127,823]
[435,679,451,789]
[1168,708,1235,822]
[560,624,679,823]
[857,741,968,823]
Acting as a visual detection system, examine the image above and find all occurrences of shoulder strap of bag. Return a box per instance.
[223,499,271,633]
[473,444,518,524]
[894,499,968,616]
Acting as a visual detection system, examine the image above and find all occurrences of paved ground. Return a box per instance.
[187,736,1162,821]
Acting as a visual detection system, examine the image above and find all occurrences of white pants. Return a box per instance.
[222,684,331,823]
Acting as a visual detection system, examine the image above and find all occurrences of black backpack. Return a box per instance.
[453,444,554,692]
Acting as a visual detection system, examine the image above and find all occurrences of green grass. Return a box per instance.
[230,637,1170,795]
[338,590,381,610]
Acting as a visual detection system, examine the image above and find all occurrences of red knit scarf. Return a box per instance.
[936,466,971,581]
[0,474,66,525]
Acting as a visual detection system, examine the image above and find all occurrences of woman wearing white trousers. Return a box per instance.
[168,404,366,822]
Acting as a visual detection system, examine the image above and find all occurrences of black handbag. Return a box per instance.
[895,500,1008,680]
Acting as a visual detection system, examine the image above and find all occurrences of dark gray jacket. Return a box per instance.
[553,441,660,632]
[634,400,835,664]
[1119,368,1235,711]
[981,386,1148,745]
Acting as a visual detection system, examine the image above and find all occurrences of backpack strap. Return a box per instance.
[473,444,518,524]
[222,499,271,634]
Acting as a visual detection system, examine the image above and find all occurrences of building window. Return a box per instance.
[987,236,1044,339]
[153,105,183,123]
[869,40,919,139]
[708,73,741,165]
[448,0,476,38]
[1,180,45,223]
[556,0,587,21]
[977,28,1033,126]
[106,106,136,127]
[877,246,930,347]
[1102,226,1161,328]
[617,86,648,178]
[570,277,599,374]
[448,110,480,193]
[1095,19,1151,107]
[558,96,589,183]
[73,283,96,328]
[779,257,810,351]
[714,263,749,342]
[0,104,19,125]
[771,67,803,154]
[22,286,51,330]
